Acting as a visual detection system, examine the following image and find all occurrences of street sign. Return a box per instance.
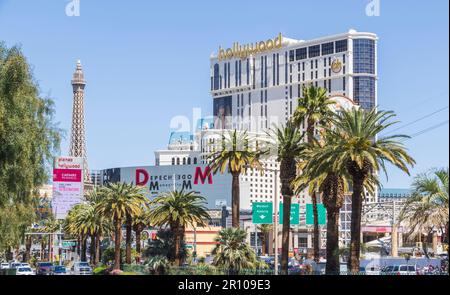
[61,241,76,248]
[252,202,273,224]
[279,203,299,225]
[306,203,326,225]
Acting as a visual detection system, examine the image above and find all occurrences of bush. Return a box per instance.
[93,265,108,275]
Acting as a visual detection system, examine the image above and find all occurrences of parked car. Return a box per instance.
[20,263,31,268]
[9,262,22,269]
[52,265,67,275]
[397,264,417,275]
[71,262,92,275]
[0,263,9,269]
[16,267,34,275]
[36,262,54,275]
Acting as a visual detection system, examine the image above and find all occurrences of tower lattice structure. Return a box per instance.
[69,60,90,182]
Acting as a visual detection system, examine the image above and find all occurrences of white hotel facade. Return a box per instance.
[155,29,378,249]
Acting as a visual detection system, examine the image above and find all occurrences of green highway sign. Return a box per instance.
[306,203,326,225]
[61,241,76,248]
[279,203,299,225]
[252,202,273,224]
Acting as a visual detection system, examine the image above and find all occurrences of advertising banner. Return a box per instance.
[52,156,84,219]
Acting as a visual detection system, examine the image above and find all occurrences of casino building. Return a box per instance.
[153,29,378,252]
[210,29,377,133]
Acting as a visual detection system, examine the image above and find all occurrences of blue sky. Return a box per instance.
[0,0,448,188]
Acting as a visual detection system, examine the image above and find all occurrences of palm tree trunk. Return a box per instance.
[261,234,266,256]
[231,172,241,228]
[306,118,321,263]
[125,213,132,264]
[90,234,95,265]
[81,236,87,261]
[95,234,101,265]
[348,176,364,273]
[325,208,340,274]
[173,224,182,266]
[48,235,52,262]
[281,196,291,275]
[113,218,122,270]
[135,228,141,264]
[24,235,32,262]
[312,192,320,262]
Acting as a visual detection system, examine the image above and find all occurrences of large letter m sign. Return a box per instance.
[194,166,213,185]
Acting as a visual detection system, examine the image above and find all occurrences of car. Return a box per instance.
[16,267,34,275]
[9,261,23,269]
[36,262,54,275]
[397,264,417,275]
[20,263,31,268]
[71,261,92,275]
[0,263,9,269]
[365,265,381,275]
[52,265,67,275]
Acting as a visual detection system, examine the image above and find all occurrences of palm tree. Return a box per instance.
[400,168,449,255]
[208,130,265,228]
[132,206,152,263]
[258,224,272,255]
[292,84,335,262]
[318,107,415,273]
[95,183,147,270]
[149,190,210,266]
[212,228,258,274]
[267,121,304,275]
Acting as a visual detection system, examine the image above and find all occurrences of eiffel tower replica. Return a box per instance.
[69,60,94,194]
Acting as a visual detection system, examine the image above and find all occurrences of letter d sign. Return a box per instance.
[66,0,80,17]
[366,0,380,17]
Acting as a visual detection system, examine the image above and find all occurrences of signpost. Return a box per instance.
[306,203,326,225]
[252,202,273,224]
[279,203,300,225]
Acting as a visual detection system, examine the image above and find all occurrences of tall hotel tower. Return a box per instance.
[210,29,377,132]
[69,60,90,182]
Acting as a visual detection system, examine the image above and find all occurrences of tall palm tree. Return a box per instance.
[132,206,152,263]
[212,227,258,274]
[208,130,265,228]
[95,183,147,270]
[267,121,304,275]
[258,224,272,255]
[64,204,89,262]
[149,190,210,266]
[292,84,335,262]
[318,107,415,273]
[400,168,449,254]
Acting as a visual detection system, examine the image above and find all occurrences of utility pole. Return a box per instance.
[391,200,398,257]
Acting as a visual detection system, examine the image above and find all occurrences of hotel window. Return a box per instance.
[343,77,346,91]
[321,42,334,55]
[324,58,327,67]
[302,72,305,81]
[176,158,180,165]
[296,48,307,60]
[237,94,240,107]
[264,56,268,87]
[315,71,318,79]
[335,39,348,53]
[310,71,313,80]
[308,45,320,58]
[353,39,375,74]
[213,64,220,90]
[273,54,276,86]
[315,59,318,68]
[253,58,256,89]
[183,158,186,165]
[284,52,288,84]
[265,90,268,103]
[289,50,295,62]
[310,60,313,69]
[235,60,238,86]
[302,62,305,71]
[276,53,280,85]
[246,59,250,85]
[289,85,292,98]
[171,158,175,165]
[324,69,327,77]
[227,62,231,88]
[193,157,197,164]
[328,79,331,91]
[343,54,346,64]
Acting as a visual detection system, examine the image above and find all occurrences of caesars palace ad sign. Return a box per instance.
[101,165,233,209]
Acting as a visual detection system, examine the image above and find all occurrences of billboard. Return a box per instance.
[101,165,234,209]
[52,157,84,219]
[213,95,232,129]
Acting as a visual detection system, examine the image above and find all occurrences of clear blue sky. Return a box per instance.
[1,0,448,188]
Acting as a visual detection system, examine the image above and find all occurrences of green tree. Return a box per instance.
[318,108,415,273]
[0,43,60,254]
[212,228,258,275]
[258,224,272,255]
[142,229,187,262]
[292,84,335,262]
[208,130,264,228]
[400,168,449,254]
[149,190,210,266]
[95,183,147,270]
[132,206,152,263]
[267,121,304,275]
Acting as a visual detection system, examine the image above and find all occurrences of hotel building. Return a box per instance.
[155,29,378,251]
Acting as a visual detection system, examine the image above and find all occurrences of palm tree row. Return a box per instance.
[208,84,415,275]
[64,183,210,271]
